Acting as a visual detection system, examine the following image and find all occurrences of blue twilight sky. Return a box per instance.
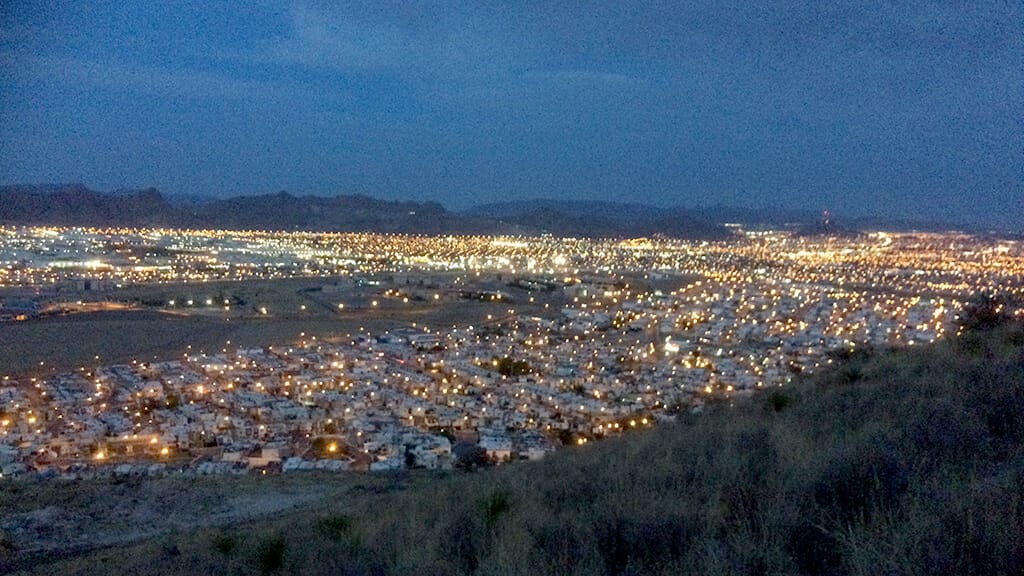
[0,1,1021,228]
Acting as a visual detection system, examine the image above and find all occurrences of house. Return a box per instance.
[247,446,283,468]
[479,431,512,461]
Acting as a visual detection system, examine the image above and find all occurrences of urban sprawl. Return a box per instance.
[1,226,1021,479]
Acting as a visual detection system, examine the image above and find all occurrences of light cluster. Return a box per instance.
[1,226,1021,478]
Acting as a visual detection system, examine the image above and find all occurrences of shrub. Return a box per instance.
[256,535,287,575]
[813,443,908,524]
[316,515,352,541]
[590,512,696,575]
[766,390,790,412]
[482,491,511,531]
[837,364,862,384]
[907,402,983,470]
[593,516,632,576]
[0,530,16,567]
[453,443,492,472]
[959,294,1012,332]
[440,513,481,574]
[787,521,841,576]
[212,533,236,556]
[532,521,588,576]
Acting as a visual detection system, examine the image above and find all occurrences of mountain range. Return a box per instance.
[0,184,491,235]
[0,184,976,238]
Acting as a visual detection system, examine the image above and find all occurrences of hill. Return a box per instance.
[466,199,731,240]
[0,184,181,228]
[4,319,1022,575]
[194,191,499,234]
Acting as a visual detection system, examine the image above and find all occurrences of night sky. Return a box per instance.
[1,2,1020,228]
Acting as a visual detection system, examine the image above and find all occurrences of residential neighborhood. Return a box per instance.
[1,226,1021,479]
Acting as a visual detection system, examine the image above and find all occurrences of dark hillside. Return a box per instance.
[0,184,181,228]
[12,321,1024,575]
[0,185,729,238]
[195,192,498,234]
[467,199,731,239]
[0,185,492,234]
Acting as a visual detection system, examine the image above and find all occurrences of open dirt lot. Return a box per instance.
[0,275,566,378]
[0,470,434,573]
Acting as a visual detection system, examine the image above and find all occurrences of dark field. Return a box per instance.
[0,300,552,378]
[0,275,569,377]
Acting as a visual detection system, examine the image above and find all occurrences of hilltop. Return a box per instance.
[3,318,1022,575]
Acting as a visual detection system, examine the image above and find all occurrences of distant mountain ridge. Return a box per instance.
[0,185,734,238]
[0,184,976,237]
[0,185,500,235]
[0,184,181,228]
[468,199,976,235]
[196,191,495,234]
[465,199,730,239]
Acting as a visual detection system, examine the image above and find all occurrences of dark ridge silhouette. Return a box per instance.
[0,184,981,237]
[465,199,732,239]
[0,185,731,238]
[0,184,180,228]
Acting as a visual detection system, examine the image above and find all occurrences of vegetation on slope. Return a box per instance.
[14,319,1024,576]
